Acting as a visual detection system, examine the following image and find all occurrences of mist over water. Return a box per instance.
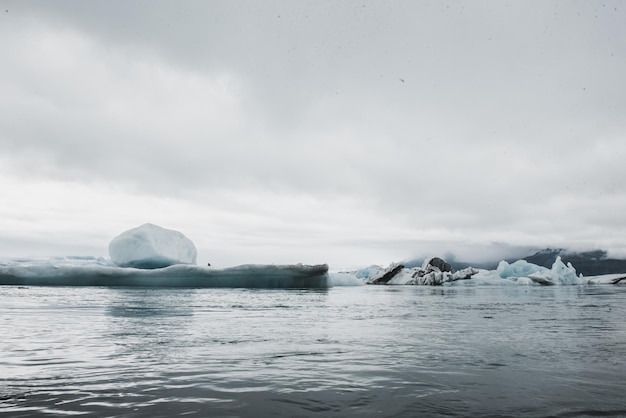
[1,285,626,417]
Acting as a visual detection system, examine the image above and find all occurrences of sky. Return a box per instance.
[1,1,625,269]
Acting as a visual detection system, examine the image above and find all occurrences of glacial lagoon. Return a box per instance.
[1,284,625,417]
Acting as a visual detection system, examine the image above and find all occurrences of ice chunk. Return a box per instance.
[386,268,422,285]
[0,259,330,288]
[527,256,582,285]
[367,263,405,284]
[109,223,197,269]
[366,256,478,286]
[496,259,547,279]
[368,261,476,286]
[354,265,383,280]
[551,257,581,284]
[445,269,521,286]
[583,274,626,284]
[329,272,365,286]
[422,257,453,272]
[494,257,582,285]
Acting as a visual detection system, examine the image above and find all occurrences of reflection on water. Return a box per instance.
[106,289,196,364]
[1,285,625,417]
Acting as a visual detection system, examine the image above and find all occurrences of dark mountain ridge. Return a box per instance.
[522,248,626,276]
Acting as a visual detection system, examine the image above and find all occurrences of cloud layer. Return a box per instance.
[1,1,625,267]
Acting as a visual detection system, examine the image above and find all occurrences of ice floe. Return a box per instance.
[0,257,330,288]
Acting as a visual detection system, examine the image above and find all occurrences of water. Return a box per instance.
[1,285,625,417]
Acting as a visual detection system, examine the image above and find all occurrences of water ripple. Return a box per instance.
[1,286,626,417]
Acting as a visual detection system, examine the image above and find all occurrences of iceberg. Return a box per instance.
[365,256,625,286]
[0,258,330,288]
[494,257,581,285]
[354,265,383,280]
[329,272,365,286]
[0,223,331,288]
[109,223,197,269]
[422,257,453,273]
[583,273,626,285]
[526,256,582,285]
[446,269,523,286]
[496,259,547,279]
[366,261,478,286]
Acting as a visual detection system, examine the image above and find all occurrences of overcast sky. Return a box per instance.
[1,1,625,268]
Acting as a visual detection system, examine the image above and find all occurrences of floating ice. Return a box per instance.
[0,255,623,288]
[491,257,582,285]
[497,259,547,279]
[329,272,365,286]
[366,256,625,286]
[583,273,626,284]
[0,258,330,288]
[422,257,453,272]
[367,262,478,285]
[354,265,383,280]
[526,256,582,285]
[109,223,197,269]
[447,269,531,286]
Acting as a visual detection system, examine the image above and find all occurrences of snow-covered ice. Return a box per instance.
[109,223,197,269]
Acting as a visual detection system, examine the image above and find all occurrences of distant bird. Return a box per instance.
[399,78,405,83]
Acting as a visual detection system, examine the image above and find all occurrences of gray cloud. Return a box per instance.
[1,1,626,267]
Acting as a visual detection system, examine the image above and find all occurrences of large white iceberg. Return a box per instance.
[109,223,197,269]
[0,222,331,288]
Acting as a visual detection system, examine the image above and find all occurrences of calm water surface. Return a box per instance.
[1,285,625,417]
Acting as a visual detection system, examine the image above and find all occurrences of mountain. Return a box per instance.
[522,248,626,276]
